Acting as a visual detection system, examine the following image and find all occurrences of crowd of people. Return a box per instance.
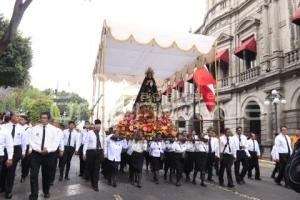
[0,111,299,200]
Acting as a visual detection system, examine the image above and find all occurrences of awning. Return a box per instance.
[234,37,256,60]
[162,86,172,95]
[94,20,217,85]
[292,9,300,26]
[187,73,194,83]
[173,80,184,90]
[216,49,229,64]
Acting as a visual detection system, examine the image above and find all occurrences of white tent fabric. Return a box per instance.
[96,20,217,84]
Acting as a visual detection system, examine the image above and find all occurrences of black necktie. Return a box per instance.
[41,125,46,150]
[208,138,212,153]
[284,135,291,155]
[253,140,255,152]
[95,131,101,149]
[67,130,72,146]
[226,136,231,152]
[238,135,242,150]
[11,124,16,139]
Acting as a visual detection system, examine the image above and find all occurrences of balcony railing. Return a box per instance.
[220,77,229,87]
[238,66,260,82]
[285,48,300,66]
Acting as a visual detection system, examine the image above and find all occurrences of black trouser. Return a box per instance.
[21,145,31,179]
[207,152,216,180]
[59,146,75,178]
[214,156,220,176]
[86,149,104,188]
[0,156,5,180]
[0,145,22,194]
[50,149,59,183]
[78,145,85,176]
[219,154,234,186]
[247,151,260,179]
[234,150,249,182]
[271,162,279,178]
[29,151,56,200]
[275,153,290,185]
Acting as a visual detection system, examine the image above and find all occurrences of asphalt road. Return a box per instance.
[5,158,300,200]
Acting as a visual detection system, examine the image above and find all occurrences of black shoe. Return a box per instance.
[271,174,275,179]
[255,177,261,181]
[219,182,225,187]
[44,193,50,198]
[227,184,235,188]
[28,194,36,200]
[21,177,25,183]
[59,177,63,181]
[65,177,70,181]
[112,183,117,187]
[236,181,242,185]
[50,182,54,186]
[201,182,207,187]
[186,176,191,182]
[79,174,83,177]
[275,180,282,186]
[207,179,214,182]
[248,176,253,180]
[5,193,12,199]
[93,187,99,192]
[241,180,246,184]
[164,174,167,180]
[192,180,196,185]
[175,182,181,187]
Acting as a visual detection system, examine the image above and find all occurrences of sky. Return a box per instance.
[0,0,207,115]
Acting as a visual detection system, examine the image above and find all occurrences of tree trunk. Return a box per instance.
[0,0,33,55]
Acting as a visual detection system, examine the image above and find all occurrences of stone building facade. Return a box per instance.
[161,0,300,153]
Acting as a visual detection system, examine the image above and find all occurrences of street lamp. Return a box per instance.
[264,89,286,135]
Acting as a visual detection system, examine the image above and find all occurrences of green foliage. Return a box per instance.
[0,16,32,87]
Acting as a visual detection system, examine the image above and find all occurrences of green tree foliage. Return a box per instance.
[0,16,32,87]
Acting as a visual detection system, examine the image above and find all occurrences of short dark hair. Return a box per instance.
[40,112,51,119]
[94,119,101,125]
[225,128,231,133]
[236,126,242,132]
[68,121,75,125]
[280,126,288,130]
[20,115,29,123]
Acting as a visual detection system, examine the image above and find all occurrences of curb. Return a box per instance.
[259,159,275,165]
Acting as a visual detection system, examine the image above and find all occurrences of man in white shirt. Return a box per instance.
[233,126,250,184]
[83,119,106,191]
[59,121,80,181]
[20,115,31,183]
[274,126,292,186]
[28,112,62,200]
[219,128,236,188]
[206,130,220,182]
[0,124,14,195]
[247,133,261,180]
[1,112,26,199]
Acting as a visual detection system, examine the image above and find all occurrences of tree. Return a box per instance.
[0,0,33,55]
[0,16,32,87]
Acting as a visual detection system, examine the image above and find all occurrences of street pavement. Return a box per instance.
[5,158,300,200]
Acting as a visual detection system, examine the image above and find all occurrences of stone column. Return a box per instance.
[272,0,280,52]
[262,3,270,56]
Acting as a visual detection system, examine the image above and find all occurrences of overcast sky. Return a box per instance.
[0,0,207,113]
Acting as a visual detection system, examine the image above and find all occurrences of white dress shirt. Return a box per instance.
[149,141,163,157]
[172,141,187,153]
[185,141,195,152]
[62,129,80,150]
[194,140,208,152]
[29,124,62,153]
[233,134,250,157]
[80,128,89,145]
[164,141,175,152]
[220,135,236,158]
[274,133,292,160]
[206,136,220,157]
[83,130,106,156]
[56,127,64,151]
[0,125,14,159]
[3,122,26,153]
[247,139,261,156]
[106,135,127,162]
[131,140,147,153]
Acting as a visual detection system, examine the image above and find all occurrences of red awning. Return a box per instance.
[292,9,300,26]
[216,49,229,64]
[234,37,257,60]
[173,80,184,90]
[187,73,194,83]
[162,86,172,95]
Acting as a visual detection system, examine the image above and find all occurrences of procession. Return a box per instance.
[1,0,300,200]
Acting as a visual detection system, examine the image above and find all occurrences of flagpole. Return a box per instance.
[214,41,223,166]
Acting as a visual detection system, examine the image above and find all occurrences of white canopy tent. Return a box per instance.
[92,20,217,124]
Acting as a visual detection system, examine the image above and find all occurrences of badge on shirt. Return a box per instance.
[36,133,39,136]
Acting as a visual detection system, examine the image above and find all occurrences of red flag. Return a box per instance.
[194,65,216,112]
